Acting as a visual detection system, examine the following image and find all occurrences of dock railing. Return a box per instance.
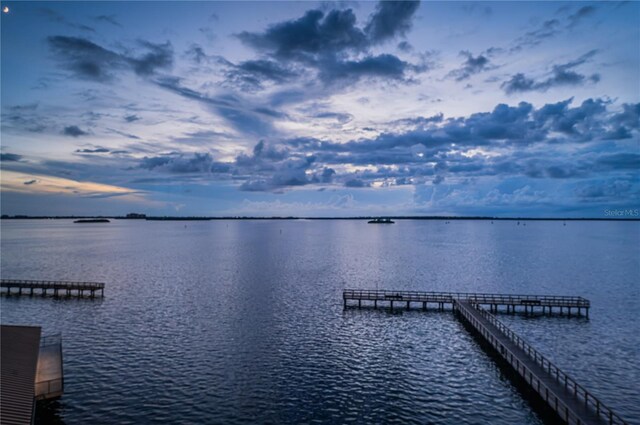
[35,333,64,401]
[1,279,105,290]
[344,289,590,307]
[456,301,627,425]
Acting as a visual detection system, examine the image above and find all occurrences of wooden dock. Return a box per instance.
[454,300,627,425]
[343,289,628,425]
[35,335,64,400]
[1,279,105,298]
[343,289,590,317]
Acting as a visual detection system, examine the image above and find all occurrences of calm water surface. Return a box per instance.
[1,220,638,424]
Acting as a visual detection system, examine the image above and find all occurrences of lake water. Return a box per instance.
[1,219,638,424]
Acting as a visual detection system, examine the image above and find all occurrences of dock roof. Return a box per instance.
[1,325,41,425]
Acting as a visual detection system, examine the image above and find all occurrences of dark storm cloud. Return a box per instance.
[235,2,424,89]
[237,9,368,58]
[364,1,420,43]
[502,51,599,94]
[47,36,173,81]
[0,153,23,162]
[447,51,492,81]
[63,125,89,137]
[533,98,607,136]
[319,53,414,83]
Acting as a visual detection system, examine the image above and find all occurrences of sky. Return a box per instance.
[0,1,638,217]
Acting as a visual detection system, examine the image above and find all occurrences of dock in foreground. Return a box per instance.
[454,300,626,425]
[343,289,627,425]
[0,325,64,425]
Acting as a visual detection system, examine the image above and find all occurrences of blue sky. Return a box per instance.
[1,1,638,217]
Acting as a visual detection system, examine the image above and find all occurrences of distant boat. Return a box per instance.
[74,219,110,223]
[368,218,395,224]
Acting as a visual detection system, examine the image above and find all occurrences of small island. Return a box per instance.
[368,218,395,224]
[74,219,110,223]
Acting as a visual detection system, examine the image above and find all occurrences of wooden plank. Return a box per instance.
[1,325,41,425]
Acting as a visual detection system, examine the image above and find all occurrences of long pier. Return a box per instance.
[343,289,590,317]
[343,289,628,425]
[454,300,626,425]
[1,279,105,298]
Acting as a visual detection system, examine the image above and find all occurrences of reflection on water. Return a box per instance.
[1,219,638,424]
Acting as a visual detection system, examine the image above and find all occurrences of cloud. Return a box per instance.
[344,178,370,188]
[225,59,299,90]
[107,129,141,140]
[153,76,278,136]
[138,152,227,174]
[39,7,95,32]
[364,1,420,43]
[567,6,596,29]
[319,53,415,83]
[1,153,23,162]
[124,114,140,122]
[447,51,492,81]
[75,147,109,153]
[93,14,122,27]
[511,19,561,52]
[237,9,368,58]
[63,125,89,137]
[397,41,413,52]
[47,36,173,81]
[129,41,173,76]
[48,36,123,81]
[235,2,424,89]
[574,178,637,202]
[509,6,599,54]
[502,50,599,93]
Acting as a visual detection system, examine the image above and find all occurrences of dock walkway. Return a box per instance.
[35,335,64,400]
[343,289,590,317]
[454,300,626,425]
[1,279,104,298]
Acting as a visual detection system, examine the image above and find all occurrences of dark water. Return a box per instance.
[1,220,638,424]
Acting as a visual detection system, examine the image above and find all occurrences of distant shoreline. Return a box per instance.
[1,215,638,221]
